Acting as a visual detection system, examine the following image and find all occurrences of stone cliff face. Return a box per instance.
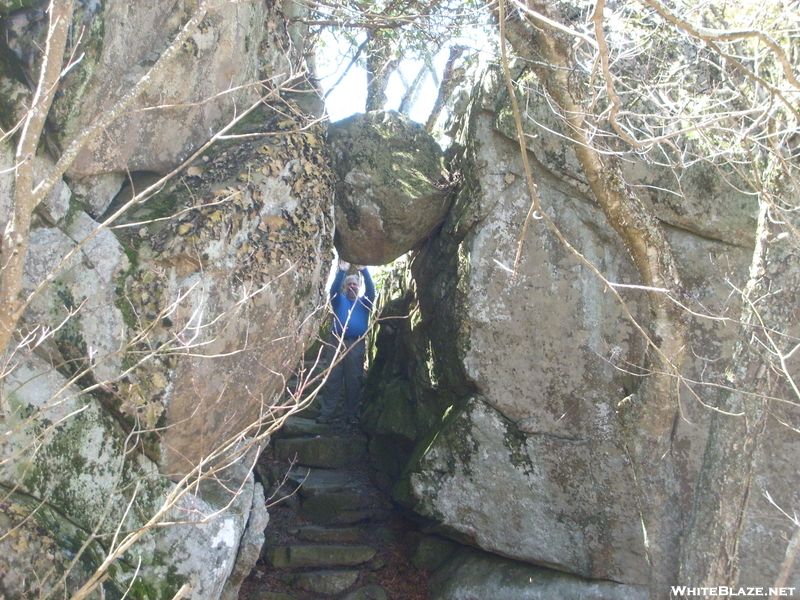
[117,106,333,476]
[2,0,795,596]
[0,1,331,599]
[360,67,794,594]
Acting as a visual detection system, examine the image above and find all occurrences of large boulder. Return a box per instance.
[362,66,768,590]
[114,105,333,474]
[409,398,648,582]
[0,1,332,598]
[490,71,758,249]
[54,0,265,177]
[1,103,330,598]
[327,111,453,265]
[3,0,308,178]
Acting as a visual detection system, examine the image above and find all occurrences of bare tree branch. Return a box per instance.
[1,0,75,359]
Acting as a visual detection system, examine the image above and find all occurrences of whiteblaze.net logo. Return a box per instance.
[671,587,796,597]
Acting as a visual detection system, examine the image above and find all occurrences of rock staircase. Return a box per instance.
[238,367,430,600]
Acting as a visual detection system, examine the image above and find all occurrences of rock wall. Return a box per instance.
[0,1,332,598]
[361,66,794,592]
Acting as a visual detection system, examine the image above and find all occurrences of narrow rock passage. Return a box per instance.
[239,414,430,600]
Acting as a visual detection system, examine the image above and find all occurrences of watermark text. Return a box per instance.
[671,587,796,598]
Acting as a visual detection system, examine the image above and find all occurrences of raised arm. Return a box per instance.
[360,267,375,307]
[329,261,348,299]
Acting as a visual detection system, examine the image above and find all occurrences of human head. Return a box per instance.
[344,274,360,299]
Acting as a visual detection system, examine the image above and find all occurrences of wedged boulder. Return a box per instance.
[327,111,452,265]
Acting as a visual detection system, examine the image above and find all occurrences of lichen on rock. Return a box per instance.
[113,101,334,474]
[0,1,332,597]
[327,110,454,265]
[359,64,762,589]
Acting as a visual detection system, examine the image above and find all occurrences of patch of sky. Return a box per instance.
[316,25,498,127]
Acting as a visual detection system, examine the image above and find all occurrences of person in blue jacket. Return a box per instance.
[317,258,375,425]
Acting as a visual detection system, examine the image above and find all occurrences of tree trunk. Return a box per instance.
[425,45,465,132]
[365,31,397,111]
[0,0,74,358]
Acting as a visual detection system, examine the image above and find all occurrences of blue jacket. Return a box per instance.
[330,268,375,338]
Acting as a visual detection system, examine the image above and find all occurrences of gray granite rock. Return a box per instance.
[429,548,649,600]
[328,111,452,265]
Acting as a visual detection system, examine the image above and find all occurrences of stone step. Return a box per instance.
[299,491,373,512]
[301,507,392,526]
[285,378,324,399]
[295,404,320,420]
[249,592,298,600]
[294,525,365,544]
[241,386,428,600]
[300,492,378,525]
[342,585,389,600]
[273,435,367,469]
[279,569,359,595]
[265,544,377,568]
[286,466,362,497]
[302,507,386,526]
[275,416,333,438]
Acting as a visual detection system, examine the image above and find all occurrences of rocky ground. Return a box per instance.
[238,412,432,600]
